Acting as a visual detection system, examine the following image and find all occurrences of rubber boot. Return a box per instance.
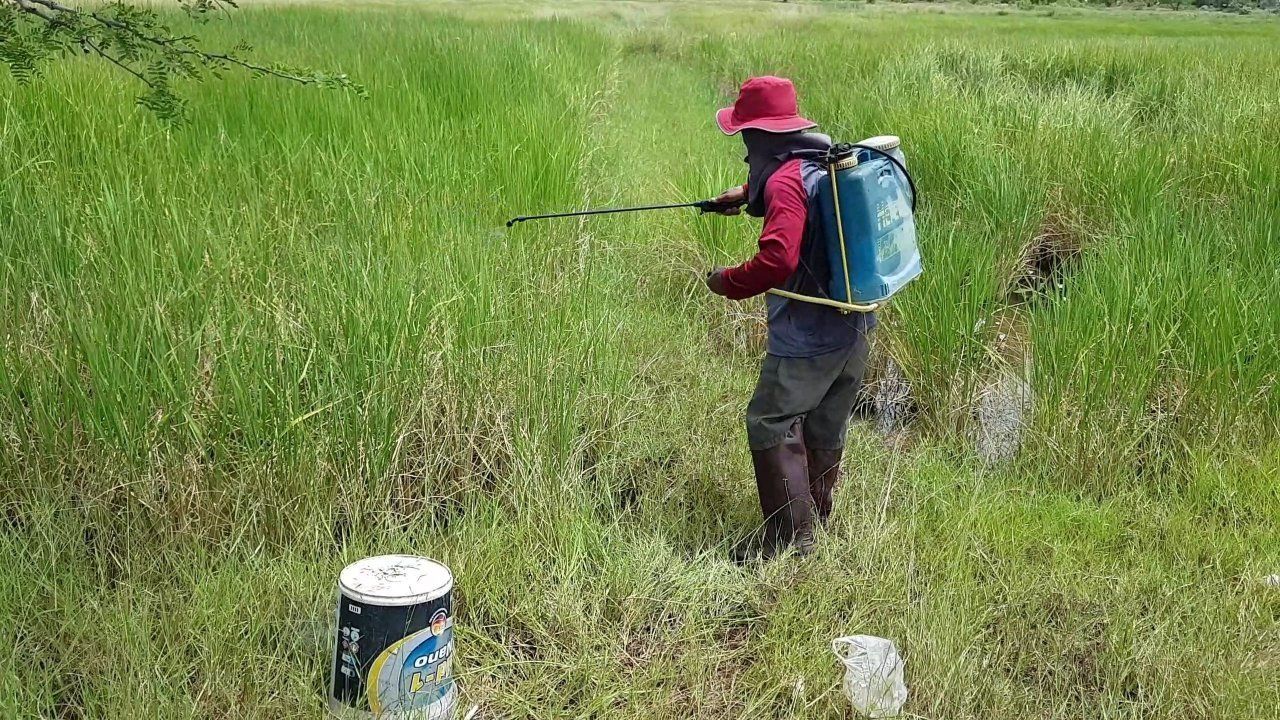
[807,447,844,524]
[731,419,817,564]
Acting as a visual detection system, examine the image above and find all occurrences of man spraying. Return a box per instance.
[705,76,875,564]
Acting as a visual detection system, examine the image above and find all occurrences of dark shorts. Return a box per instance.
[745,333,871,451]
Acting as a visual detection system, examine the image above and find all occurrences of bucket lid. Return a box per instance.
[858,134,901,151]
[339,555,453,606]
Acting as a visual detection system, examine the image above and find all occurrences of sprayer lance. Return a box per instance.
[506,199,744,227]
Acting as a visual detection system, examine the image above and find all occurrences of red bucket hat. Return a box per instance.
[716,76,817,135]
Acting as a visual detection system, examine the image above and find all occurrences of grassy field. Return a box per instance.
[2,1,1279,718]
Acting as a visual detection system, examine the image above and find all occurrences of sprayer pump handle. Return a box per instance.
[696,199,747,214]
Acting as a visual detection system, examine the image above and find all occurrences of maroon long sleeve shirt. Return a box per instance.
[719,159,808,300]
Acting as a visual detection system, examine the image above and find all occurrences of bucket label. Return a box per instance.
[369,612,454,713]
[331,592,455,717]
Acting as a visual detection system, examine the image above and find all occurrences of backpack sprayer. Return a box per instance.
[506,135,922,313]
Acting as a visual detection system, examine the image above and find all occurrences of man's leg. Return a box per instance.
[736,353,839,563]
[802,334,871,523]
[744,417,812,560]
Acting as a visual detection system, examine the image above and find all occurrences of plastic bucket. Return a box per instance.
[330,555,457,719]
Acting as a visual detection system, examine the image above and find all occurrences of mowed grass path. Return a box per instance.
[1,2,1278,718]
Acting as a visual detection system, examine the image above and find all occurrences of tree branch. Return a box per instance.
[2,0,363,121]
[15,0,324,86]
[193,51,316,84]
[11,0,58,21]
[82,36,153,88]
[24,0,205,45]
[17,0,75,15]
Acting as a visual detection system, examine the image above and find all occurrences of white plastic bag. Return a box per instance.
[832,635,908,718]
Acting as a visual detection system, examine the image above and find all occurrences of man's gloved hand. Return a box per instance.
[711,185,746,216]
[706,267,729,296]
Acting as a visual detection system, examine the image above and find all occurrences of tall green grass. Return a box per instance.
[1,2,1277,718]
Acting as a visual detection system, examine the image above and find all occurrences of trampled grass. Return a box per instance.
[1,1,1278,718]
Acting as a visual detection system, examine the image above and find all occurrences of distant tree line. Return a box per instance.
[818,0,1276,13]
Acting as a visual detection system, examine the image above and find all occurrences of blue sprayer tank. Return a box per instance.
[813,136,921,306]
